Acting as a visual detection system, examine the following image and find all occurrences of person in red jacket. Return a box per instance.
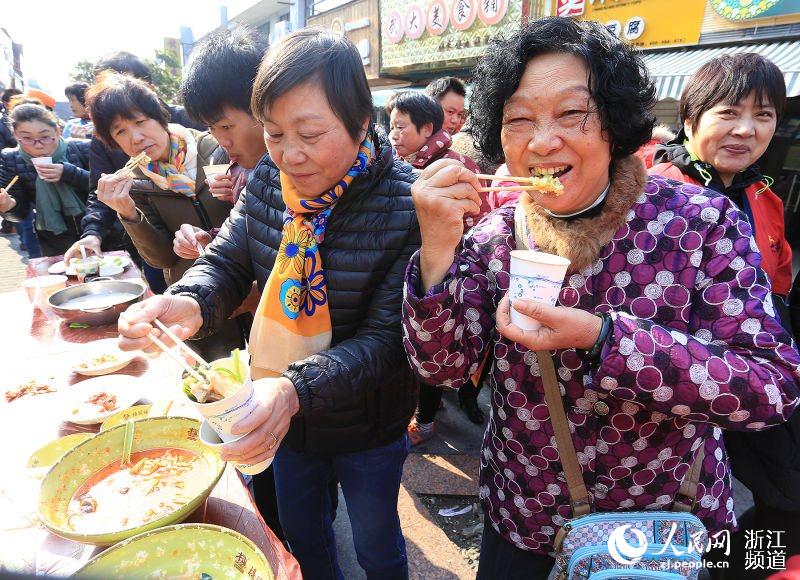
[650,52,800,580]
[650,53,791,299]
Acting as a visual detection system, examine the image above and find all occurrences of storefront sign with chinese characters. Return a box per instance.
[556,0,585,17]
[379,0,520,71]
[562,0,705,49]
[427,0,449,35]
[406,4,425,39]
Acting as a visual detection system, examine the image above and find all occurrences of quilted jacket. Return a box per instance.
[402,161,800,554]
[169,132,421,454]
[0,138,91,223]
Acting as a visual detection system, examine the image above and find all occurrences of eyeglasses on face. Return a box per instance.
[18,136,56,146]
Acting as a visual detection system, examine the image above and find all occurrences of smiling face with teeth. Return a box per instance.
[501,52,612,214]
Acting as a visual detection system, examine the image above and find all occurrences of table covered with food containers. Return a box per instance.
[0,252,300,579]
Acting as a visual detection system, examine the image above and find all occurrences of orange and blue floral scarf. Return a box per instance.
[139,131,196,195]
[249,136,374,379]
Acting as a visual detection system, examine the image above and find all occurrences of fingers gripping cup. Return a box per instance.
[31,156,53,177]
[509,250,571,330]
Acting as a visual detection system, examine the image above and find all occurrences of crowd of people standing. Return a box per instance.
[2,16,800,580]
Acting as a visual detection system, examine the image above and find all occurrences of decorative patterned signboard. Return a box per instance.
[710,0,781,20]
[380,0,522,73]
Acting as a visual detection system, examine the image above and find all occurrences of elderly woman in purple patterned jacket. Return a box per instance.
[401,17,800,580]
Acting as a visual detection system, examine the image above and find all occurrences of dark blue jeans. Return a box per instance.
[273,434,410,580]
[18,215,41,258]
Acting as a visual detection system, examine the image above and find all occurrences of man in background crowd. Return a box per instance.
[425,76,467,136]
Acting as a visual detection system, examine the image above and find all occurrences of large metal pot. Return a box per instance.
[47,279,147,326]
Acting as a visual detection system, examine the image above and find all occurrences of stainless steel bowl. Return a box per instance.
[47,279,147,326]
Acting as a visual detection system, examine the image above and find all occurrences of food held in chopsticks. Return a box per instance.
[476,170,565,196]
[182,349,246,403]
[65,449,206,534]
[528,174,565,196]
[5,379,56,402]
[114,151,151,179]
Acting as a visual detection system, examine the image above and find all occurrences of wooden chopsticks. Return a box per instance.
[113,152,151,179]
[475,173,537,184]
[4,175,19,191]
[152,318,210,367]
[146,331,207,384]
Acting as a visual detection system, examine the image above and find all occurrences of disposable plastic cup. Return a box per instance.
[185,356,256,442]
[508,250,571,330]
[22,274,67,307]
[199,419,272,475]
[31,156,52,178]
[204,164,231,178]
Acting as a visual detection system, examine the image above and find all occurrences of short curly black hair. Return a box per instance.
[470,17,656,164]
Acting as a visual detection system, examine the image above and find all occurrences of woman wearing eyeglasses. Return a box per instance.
[0,104,91,257]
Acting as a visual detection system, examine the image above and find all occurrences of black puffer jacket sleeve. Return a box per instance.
[166,192,256,334]
[61,140,91,195]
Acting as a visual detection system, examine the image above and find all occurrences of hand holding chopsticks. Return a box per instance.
[112,151,151,179]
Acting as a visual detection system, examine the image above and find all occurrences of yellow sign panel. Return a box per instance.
[574,0,706,49]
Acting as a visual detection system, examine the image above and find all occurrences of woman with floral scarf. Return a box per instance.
[88,72,246,360]
[117,31,420,579]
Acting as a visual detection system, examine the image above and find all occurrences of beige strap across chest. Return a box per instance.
[514,203,703,517]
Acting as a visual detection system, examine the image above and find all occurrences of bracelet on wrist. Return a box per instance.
[577,312,612,369]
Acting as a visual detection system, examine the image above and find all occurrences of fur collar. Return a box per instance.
[518,155,647,274]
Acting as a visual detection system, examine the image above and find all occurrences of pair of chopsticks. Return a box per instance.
[146,319,211,385]
[475,173,551,193]
[113,151,151,179]
[475,173,552,193]
[3,175,19,191]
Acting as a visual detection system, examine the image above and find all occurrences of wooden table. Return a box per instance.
[0,255,300,578]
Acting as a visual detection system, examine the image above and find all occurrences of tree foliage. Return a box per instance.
[70,60,95,84]
[69,50,182,103]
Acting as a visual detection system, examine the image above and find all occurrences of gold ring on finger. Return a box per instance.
[267,431,279,451]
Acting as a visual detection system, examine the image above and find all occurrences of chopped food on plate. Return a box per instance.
[5,380,56,403]
[77,354,120,370]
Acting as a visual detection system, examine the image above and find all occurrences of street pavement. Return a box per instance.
[0,228,757,579]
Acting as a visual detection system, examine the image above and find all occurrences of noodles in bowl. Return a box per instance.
[38,417,226,545]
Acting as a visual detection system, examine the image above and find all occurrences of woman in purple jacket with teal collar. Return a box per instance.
[402,18,800,579]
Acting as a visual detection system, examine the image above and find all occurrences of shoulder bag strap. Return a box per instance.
[536,351,592,517]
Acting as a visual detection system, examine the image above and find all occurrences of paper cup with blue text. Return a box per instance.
[509,250,571,330]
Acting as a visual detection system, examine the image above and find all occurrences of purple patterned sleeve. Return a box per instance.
[403,217,511,388]
[595,201,800,430]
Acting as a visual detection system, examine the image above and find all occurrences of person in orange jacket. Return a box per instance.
[650,52,800,580]
[650,53,791,302]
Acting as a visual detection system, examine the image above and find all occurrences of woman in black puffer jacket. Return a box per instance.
[0,104,90,257]
[118,31,420,580]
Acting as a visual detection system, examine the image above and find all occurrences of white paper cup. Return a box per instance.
[199,419,272,475]
[204,164,231,178]
[185,356,256,442]
[509,250,571,330]
[31,156,52,177]
[22,274,67,307]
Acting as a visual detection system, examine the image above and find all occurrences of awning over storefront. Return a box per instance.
[640,40,800,101]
